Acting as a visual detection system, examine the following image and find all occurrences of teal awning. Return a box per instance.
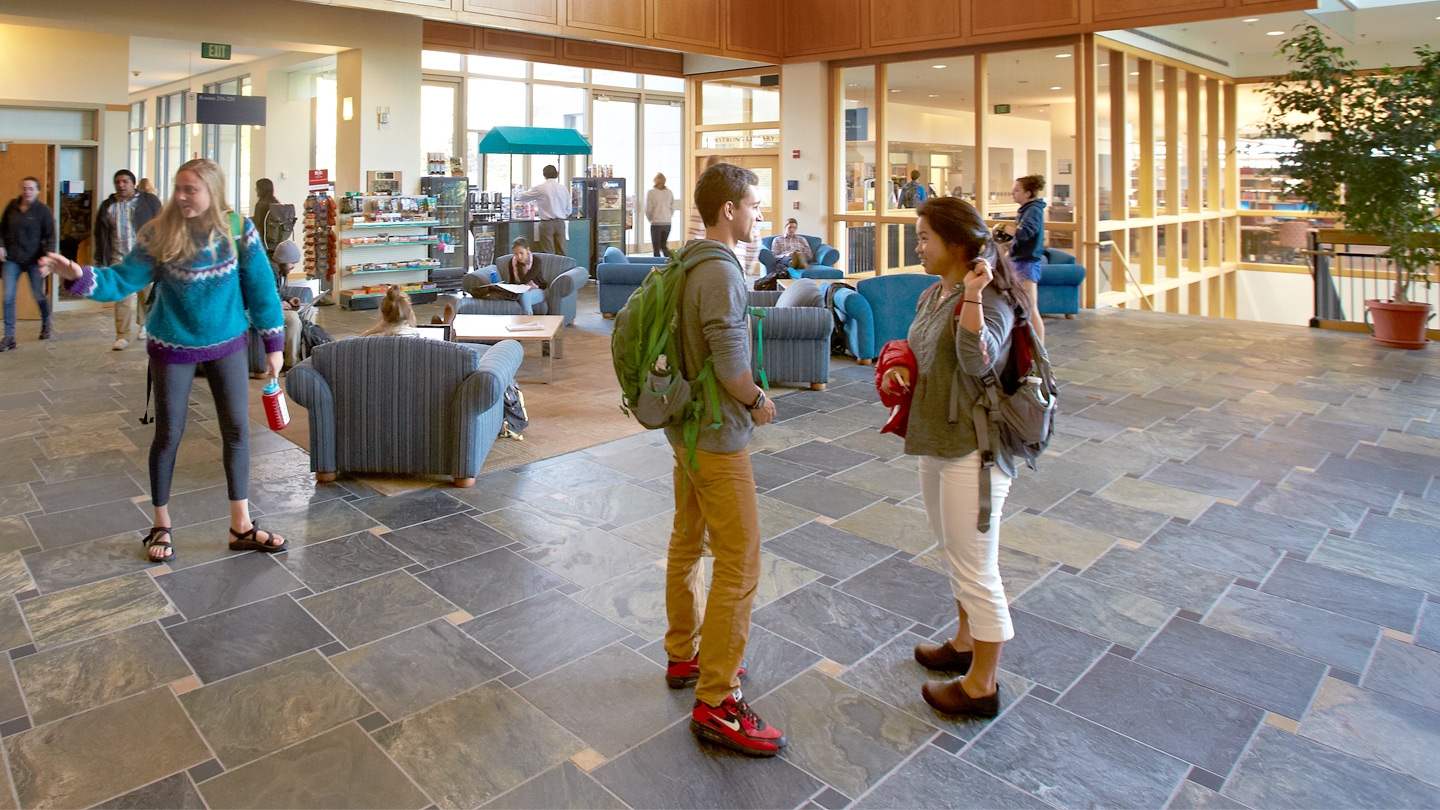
[477,126,592,155]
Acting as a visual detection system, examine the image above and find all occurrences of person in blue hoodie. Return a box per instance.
[1000,174,1047,344]
[40,158,286,563]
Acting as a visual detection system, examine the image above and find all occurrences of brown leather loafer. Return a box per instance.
[921,679,1001,718]
[914,641,974,672]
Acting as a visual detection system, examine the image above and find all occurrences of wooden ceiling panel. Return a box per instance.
[726,0,780,56]
[971,0,1079,36]
[631,47,684,74]
[870,0,960,47]
[1093,0,1224,22]
[422,20,476,49]
[783,0,862,56]
[562,37,632,67]
[565,0,647,37]
[482,28,560,59]
[463,0,560,24]
[653,0,722,48]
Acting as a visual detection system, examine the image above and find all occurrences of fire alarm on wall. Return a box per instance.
[792,150,801,159]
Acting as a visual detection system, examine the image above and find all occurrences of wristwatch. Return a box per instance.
[749,390,767,410]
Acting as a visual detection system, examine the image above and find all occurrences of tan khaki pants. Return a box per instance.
[114,285,151,339]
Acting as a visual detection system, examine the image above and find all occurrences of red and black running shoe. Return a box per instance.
[666,656,748,689]
[690,693,787,757]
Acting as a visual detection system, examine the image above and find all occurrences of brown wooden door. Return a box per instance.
[0,144,56,320]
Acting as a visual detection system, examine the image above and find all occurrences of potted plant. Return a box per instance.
[1263,25,1440,348]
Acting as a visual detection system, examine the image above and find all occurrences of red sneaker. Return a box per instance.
[690,693,786,757]
[666,656,747,689]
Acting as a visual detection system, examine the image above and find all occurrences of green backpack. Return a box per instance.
[611,241,739,467]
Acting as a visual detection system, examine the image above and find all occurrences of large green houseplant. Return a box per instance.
[1263,25,1440,348]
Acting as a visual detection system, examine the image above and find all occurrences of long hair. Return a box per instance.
[256,177,278,203]
[915,197,1033,315]
[139,158,232,265]
[379,286,416,328]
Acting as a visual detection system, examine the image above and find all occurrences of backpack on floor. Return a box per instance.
[611,241,739,467]
[298,318,334,361]
[821,281,856,358]
[500,382,529,440]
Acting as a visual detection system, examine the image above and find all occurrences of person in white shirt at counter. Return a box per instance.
[513,165,572,256]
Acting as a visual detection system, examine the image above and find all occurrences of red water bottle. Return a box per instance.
[262,378,290,431]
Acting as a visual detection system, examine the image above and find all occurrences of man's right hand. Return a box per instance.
[751,395,776,426]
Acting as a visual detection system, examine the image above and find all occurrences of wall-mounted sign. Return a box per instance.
[196,93,265,126]
[201,42,231,60]
[993,104,1011,114]
[786,180,799,191]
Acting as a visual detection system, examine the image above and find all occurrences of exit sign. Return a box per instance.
[201,42,231,60]
[993,104,1011,114]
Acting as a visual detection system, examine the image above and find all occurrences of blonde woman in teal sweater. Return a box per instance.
[41,158,287,563]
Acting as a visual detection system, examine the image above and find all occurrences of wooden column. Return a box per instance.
[1137,59,1156,293]
[1206,76,1221,317]
[1222,80,1239,318]
[1186,71,1202,315]
[875,62,890,274]
[1075,39,1094,308]
[974,53,988,220]
[1109,57,1129,298]
[1163,65,1180,312]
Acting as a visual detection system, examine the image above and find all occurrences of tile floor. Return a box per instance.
[0,299,1438,809]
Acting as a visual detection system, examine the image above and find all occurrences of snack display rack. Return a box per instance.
[335,194,443,310]
[302,189,337,290]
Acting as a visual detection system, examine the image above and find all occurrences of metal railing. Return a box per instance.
[1310,230,1440,331]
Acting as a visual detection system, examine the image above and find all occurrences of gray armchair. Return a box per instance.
[461,252,589,325]
[286,336,525,487]
[747,290,833,390]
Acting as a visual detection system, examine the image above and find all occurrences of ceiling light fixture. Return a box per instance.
[1243,17,1259,22]
[928,94,939,98]
[1056,53,1072,58]
[932,64,947,69]
[1266,30,1284,36]
[1130,71,1140,76]
[1050,86,1062,90]
[889,88,901,93]
[1099,63,1109,67]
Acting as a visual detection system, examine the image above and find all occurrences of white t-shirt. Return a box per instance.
[645,187,675,225]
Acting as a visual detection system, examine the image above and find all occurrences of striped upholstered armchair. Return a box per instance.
[747,290,833,391]
[286,336,525,487]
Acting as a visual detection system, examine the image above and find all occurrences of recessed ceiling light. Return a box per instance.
[847,83,857,88]
[1050,86,1062,90]
[1056,53,1072,58]
[932,64,947,69]
[1266,30,1284,36]
[1243,17,1259,22]
[1099,63,1109,67]
[1130,71,1140,76]
[1039,108,1046,112]
[889,88,901,93]
[928,94,939,98]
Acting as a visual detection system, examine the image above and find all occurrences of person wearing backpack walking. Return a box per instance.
[995,174,1047,344]
[660,163,785,758]
[39,158,287,564]
[878,196,1031,718]
[95,169,163,350]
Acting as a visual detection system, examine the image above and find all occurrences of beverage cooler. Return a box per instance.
[419,176,470,291]
[571,177,626,275]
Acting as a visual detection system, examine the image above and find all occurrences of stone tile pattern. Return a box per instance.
[1,303,1438,809]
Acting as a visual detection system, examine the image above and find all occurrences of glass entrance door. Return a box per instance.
[592,94,638,251]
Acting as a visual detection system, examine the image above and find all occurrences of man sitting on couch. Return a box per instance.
[769,218,813,270]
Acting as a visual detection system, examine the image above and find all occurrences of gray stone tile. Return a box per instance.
[21,571,173,650]
[1056,415,1145,442]
[1167,780,1251,810]
[381,513,513,569]
[449,470,561,514]
[1261,558,1425,632]
[1226,725,1440,810]
[253,498,380,549]
[332,619,509,721]
[28,499,151,549]
[1203,586,1380,672]
[1253,487,1372,534]
[998,513,1118,569]
[1309,536,1440,594]
[1059,654,1266,774]
[571,565,668,640]
[836,556,957,628]
[1394,493,1440,526]
[828,428,906,461]
[1002,608,1111,692]
[963,696,1189,809]
[1082,546,1235,614]
[591,721,823,810]
[752,582,913,666]
[1045,492,1171,542]
[0,598,28,652]
[165,595,334,683]
[157,552,304,618]
[1419,603,1440,653]
[481,761,624,810]
[1058,437,1168,476]
[1143,461,1260,502]
[0,515,37,556]
[559,482,673,528]
[1185,439,1326,486]
[196,723,429,810]
[772,440,876,475]
[765,522,896,580]
[1350,442,1440,476]
[1136,618,1326,719]
[752,669,933,799]
[857,746,1052,809]
[0,550,34,597]
[479,500,610,546]
[179,650,373,768]
[298,569,456,648]
[1143,523,1284,581]
[766,475,883,520]
[516,528,659,589]
[589,444,679,483]
[517,457,631,495]
[417,548,567,618]
[1013,572,1173,649]
[462,590,630,679]
[828,459,921,501]
[1257,418,1384,455]
[1352,513,1439,556]
[1361,637,1440,712]
[1190,503,1328,555]
[276,530,415,593]
[754,494,820,541]
[0,484,38,519]
[350,488,467,531]
[23,532,155,594]
[831,501,934,553]
[374,682,585,810]
[1315,455,1434,497]
[1299,677,1440,788]
[747,452,819,492]
[14,623,191,726]
[93,772,205,810]
[30,473,144,515]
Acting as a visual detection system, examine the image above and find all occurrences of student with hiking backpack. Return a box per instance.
[877,196,1035,719]
[40,158,287,564]
[614,163,784,757]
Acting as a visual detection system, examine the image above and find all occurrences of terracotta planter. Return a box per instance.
[1364,299,1434,349]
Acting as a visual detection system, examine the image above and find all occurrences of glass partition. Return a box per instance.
[840,65,876,212]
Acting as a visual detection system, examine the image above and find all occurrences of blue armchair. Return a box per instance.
[855,273,937,352]
[460,253,589,325]
[597,247,665,316]
[747,290,833,390]
[829,285,876,363]
[759,235,841,277]
[1039,248,1086,317]
[287,336,524,487]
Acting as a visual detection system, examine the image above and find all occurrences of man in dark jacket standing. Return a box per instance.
[0,177,55,351]
[95,169,162,350]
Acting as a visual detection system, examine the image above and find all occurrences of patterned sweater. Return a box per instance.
[69,217,284,364]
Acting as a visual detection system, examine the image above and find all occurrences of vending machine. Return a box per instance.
[570,176,626,275]
[419,176,470,291]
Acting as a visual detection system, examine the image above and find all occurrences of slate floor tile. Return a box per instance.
[374,682,585,810]
[3,688,210,810]
[1136,618,1326,719]
[1143,461,1260,502]
[1351,513,1439,555]
[156,552,303,618]
[252,499,380,549]
[962,696,1190,810]
[416,549,567,618]
[478,500,609,546]
[1012,571,1173,649]
[179,650,373,767]
[1002,608,1111,692]
[1279,469,1401,513]
[93,771,206,810]
[1299,677,1440,789]
[836,556,957,628]
[560,482,674,529]
[381,513,517,568]
[755,494,821,541]
[460,590,629,679]
[28,499,151,549]
[998,513,1118,569]
[515,528,659,589]
[480,761,625,810]
[516,458,631,495]
[571,565,669,640]
[765,522,896,580]
[1190,503,1328,555]
[1096,477,1216,521]
[298,569,457,648]
[1142,523,1284,581]
[1309,536,1440,594]
[748,453,821,492]
[752,583,913,666]
[1082,546,1235,614]
[1419,603,1440,653]
[332,620,509,721]
[449,470,561,514]
[196,723,429,810]
[772,440,877,475]
[1203,586,1380,672]
[855,745,1052,809]
[1252,487,1371,534]
[349,488,466,531]
[1260,558,1425,631]
[766,475,882,521]
[1360,637,1440,712]
[1059,654,1266,775]
[0,600,27,656]
[30,473,144,515]
[13,623,191,726]
[1225,725,1440,810]
[828,459,921,501]
[591,721,823,810]
[165,595,334,683]
[1046,492,1171,543]
[277,530,420,593]
[831,501,933,553]
[752,669,933,799]
[21,571,173,650]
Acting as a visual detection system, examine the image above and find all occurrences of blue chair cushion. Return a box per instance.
[603,246,628,264]
[1043,248,1077,265]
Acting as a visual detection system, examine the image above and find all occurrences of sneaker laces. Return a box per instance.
[727,693,764,731]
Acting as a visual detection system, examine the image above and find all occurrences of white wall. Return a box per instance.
[780,61,828,236]
[0,23,127,105]
[1235,269,1313,326]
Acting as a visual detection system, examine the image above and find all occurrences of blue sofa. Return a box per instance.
[747,290,833,390]
[828,285,876,362]
[461,252,590,325]
[759,234,840,277]
[1038,248,1085,318]
[597,246,665,316]
[287,336,524,487]
[855,273,937,354]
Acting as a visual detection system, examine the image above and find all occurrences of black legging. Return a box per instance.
[651,224,671,257]
[150,348,250,506]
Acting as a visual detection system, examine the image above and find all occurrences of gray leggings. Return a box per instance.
[150,348,250,507]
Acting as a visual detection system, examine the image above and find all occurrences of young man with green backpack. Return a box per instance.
[611,163,784,756]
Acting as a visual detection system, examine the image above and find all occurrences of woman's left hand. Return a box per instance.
[964,257,994,296]
[265,352,283,379]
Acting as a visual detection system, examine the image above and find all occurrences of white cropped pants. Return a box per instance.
[918,452,1014,643]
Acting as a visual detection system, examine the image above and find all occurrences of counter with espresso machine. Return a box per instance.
[468,189,591,274]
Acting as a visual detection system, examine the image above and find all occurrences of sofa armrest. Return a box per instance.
[451,339,524,480]
[816,245,841,268]
[549,265,589,299]
[748,306,834,339]
[747,290,784,307]
[1038,264,1086,286]
[834,288,876,359]
[597,263,652,286]
[285,359,336,474]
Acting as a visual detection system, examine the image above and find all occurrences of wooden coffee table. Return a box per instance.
[451,314,565,383]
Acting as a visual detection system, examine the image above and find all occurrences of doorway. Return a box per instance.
[696,153,781,248]
[0,144,56,320]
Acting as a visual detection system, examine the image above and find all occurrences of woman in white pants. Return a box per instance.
[880,196,1029,718]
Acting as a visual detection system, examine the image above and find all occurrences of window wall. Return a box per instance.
[202,76,252,214]
[127,102,145,181]
[156,91,187,198]
[420,51,685,253]
[693,72,783,249]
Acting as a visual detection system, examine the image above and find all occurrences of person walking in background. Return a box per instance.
[40,158,287,563]
[999,174,1047,344]
[900,169,928,208]
[646,173,675,257]
[252,178,288,260]
[879,196,1030,718]
[95,169,163,350]
[513,165,571,256]
[137,178,156,195]
[0,177,55,351]
[665,162,786,758]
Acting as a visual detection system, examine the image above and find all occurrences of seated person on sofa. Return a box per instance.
[270,241,315,369]
[497,236,545,290]
[361,286,421,338]
[770,218,813,270]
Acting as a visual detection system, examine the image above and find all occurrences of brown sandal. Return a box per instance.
[228,523,287,553]
[142,527,175,563]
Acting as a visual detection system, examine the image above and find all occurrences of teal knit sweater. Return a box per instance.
[70,217,284,364]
